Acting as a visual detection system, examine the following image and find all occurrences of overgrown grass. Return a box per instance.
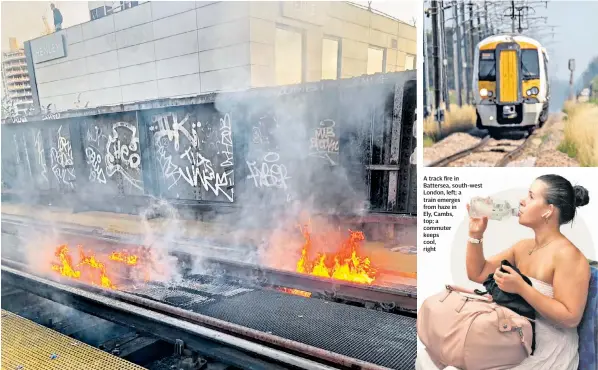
[423,136,435,148]
[559,101,598,166]
[423,104,477,144]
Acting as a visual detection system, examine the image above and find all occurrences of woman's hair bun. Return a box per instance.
[573,185,590,207]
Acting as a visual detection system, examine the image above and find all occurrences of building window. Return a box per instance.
[405,54,415,71]
[120,1,139,11]
[275,26,303,85]
[322,37,340,80]
[367,46,385,75]
[90,7,106,20]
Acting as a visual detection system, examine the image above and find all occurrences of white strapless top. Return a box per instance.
[528,277,554,298]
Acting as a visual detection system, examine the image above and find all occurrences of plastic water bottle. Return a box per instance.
[469,196,519,220]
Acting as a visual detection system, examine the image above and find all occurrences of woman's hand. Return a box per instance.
[494,265,526,294]
[466,203,488,239]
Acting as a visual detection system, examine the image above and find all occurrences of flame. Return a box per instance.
[50,245,151,289]
[78,246,116,289]
[279,287,312,298]
[295,226,376,284]
[51,245,81,279]
[109,251,139,266]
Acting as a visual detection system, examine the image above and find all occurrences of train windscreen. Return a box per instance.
[478,51,496,81]
[521,49,540,80]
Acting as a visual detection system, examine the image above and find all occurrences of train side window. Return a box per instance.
[478,51,496,81]
[543,52,549,94]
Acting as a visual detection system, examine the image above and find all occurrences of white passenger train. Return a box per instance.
[472,34,550,137]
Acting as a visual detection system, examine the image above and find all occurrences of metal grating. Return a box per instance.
[126,286,215,307]
[175,279,254,297]
[0,310,146,370]
[176,289,416,369]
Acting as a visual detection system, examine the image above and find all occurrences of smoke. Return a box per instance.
[202,77,399,275]
[1,1,417,290]
[137,197,183,285]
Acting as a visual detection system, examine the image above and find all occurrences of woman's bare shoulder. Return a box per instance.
[553,239,589,268]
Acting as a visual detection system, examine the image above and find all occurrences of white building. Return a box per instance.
[27,1,417,112]
[2,48,34,116]
[88,1,142,20]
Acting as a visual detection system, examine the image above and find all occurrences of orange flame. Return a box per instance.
[109,251,139,266]
[295,226,376,284]
[78,246,116,289]
[51,245,81,279]
[50,245,150,289]
[279,287,312,298]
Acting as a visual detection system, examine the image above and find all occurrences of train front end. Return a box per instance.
[473,35,548,136]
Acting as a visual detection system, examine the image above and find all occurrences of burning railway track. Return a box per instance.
[0,215,419,367]
[1,263,341,370]
[1,214,417,314]
[2,257,418,370]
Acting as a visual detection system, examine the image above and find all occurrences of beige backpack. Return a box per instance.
[417,285,534,370]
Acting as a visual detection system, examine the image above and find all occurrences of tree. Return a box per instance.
[1,95,17,118]
[577,55,598,92]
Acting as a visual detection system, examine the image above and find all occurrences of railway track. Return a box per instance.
[1,214,417,314]
[1,257,417,369]
[0,214,418,369]
[427,132,530,167]
[1,262,340,370]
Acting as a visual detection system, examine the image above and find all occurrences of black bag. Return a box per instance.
[475,260,537,354]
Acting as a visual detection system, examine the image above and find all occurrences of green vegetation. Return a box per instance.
[557,140,577,159]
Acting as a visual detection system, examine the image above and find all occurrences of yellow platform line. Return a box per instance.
[1,310,146,370]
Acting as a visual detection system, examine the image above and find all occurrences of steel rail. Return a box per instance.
[1,215,417,312]
[426,135,491,167]
[494,137,530,167]
[428,131,533,168]
[1,260,396,370]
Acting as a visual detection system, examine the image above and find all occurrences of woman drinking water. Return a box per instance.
[417,174,592,370]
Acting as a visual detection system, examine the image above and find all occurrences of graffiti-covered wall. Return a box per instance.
[1,72,416,216]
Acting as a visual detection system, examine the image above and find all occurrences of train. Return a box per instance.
[472,34,550,137]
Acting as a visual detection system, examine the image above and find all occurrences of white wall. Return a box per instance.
[30,1,417,112]
[31,1,252,111]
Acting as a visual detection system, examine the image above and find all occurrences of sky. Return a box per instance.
[423,0,598,81]
[538,0,598,80]
[1,1,420,51]
[1,1,91,51]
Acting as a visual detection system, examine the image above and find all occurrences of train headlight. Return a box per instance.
[526,87,539,96]
[487,91,493,97]
[480,88,489,97]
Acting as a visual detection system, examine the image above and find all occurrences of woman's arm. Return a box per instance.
[465,204,520,284]
[466,239,519,284]
[512,248,590,328]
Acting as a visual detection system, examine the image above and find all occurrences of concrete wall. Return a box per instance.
[246,1,417,86]
[32,1,253,111]
[30,1,417,112]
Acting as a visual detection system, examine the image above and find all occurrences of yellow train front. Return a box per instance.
[472,34,550,137]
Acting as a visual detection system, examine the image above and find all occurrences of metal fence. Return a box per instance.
[1,72,416,217]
